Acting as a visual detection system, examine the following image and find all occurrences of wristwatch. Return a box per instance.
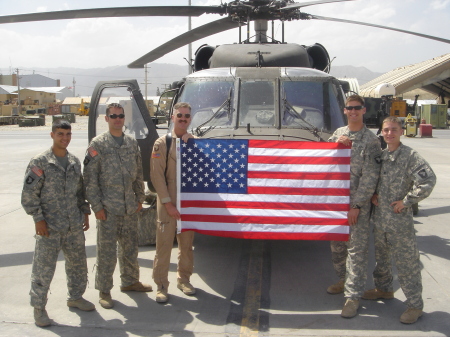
[351,204,361,209]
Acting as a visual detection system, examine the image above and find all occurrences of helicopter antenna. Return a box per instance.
[324,56,336,73]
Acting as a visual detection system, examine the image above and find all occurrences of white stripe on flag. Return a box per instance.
[248,163,350,172]
[181,207,347,219]
[181,222,350,234]
[180,193,350,204]
[248,178,350,188]
[248,148,352,157]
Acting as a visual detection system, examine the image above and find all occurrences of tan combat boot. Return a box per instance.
[341,299,360,318]
[327,279,344,294]
[120,281,152,292]
[156,288,169,303]
[177,281,196,295]
[34,308,51,327]
[99,291,114,309]
[362,288,394,300]
[67,297,96,311]
[400,308,423,324]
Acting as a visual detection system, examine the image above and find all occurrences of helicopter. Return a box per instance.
[1,0,449,193]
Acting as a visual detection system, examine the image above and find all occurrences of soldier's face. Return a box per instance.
[51,128,72,150]
[381,121,402,146]
[105,107,125,131]
[344,100,366,123]
[172,107,191,132]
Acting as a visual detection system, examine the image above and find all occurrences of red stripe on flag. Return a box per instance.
[181,214,348,226]
[248,155,350,165]
[249,140,350,150]
[247,186,350,196]
[180,229,349,241]
[181,200,350,211]
[247,171,350,180]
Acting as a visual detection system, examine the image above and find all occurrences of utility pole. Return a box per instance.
[72,77,76,96]
[16,68,21,115]
[141,65,151,101]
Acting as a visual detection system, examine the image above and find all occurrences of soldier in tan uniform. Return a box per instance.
[326,95,382,318]
[363,117,436,324]
[22,120,95,327]
[83,103,152,309]
[150,102,195,303]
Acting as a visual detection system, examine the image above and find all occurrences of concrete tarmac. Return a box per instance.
[1,119,449,336]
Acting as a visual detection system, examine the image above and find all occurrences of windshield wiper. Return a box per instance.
[194,88,233,137]
[283,97,325,142]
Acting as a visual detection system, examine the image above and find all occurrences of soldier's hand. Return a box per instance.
[164,202,181,220]
[83,213,90,231]
[390,200,405,213]
[371,194,379,206]
[35,220,49,237]
[136,202,143,213]
[347,208,360,226]
[337,135,351,146]
[95,208,107,220]
[181,133,194,143]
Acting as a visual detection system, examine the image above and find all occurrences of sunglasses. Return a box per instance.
[176,113,191,118]
[108,113,125,119]
[345,105,364,110]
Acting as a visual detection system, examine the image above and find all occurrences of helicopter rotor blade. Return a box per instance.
[0,6,226,24]
[128,17,244,68]
[309,14,450,44]
[282,0,356,10]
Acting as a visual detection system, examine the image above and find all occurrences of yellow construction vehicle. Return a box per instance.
[78,99,89,116]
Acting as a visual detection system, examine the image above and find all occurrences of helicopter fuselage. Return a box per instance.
[170,66,347,142]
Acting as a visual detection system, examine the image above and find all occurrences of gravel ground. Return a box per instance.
[0,115,89,131]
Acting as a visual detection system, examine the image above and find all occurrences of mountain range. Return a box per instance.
[23,64,383,97]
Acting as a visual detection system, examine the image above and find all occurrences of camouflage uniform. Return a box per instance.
[328,126,382,299]
[371,144,436,309]
[150,134,195,291]
[83,131,145,293]
[21,148,90,309]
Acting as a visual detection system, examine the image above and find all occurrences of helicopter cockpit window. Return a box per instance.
[281,81,324,129]
[238,81,275,127]
[178,80,234,130]
[95,86,148,139]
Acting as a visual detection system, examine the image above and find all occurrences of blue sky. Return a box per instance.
[0,0,449,73]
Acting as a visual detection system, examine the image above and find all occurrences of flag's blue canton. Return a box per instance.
[180,139,248,194]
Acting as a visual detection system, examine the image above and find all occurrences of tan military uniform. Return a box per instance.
[328,125,382,299]
[371,144,436,309]
[22,148,90,309]
[150,133,194,291]
[83,131,145,292]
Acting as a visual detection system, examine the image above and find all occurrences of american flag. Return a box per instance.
[176,139,351,241]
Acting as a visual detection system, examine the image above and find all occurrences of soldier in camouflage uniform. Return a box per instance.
[150,102,196,303]
[362,117,436,324]
[83,103,152,309]
[326,95,382,319]
[22,120,95,327]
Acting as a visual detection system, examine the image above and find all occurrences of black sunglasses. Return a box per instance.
[176,113,191,118]
[109,113,125,119]
[345,105,364,110]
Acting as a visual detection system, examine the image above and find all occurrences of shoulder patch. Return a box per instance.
[417,168,428,179]
[88,147,98,157]
[25,175,35,185]
[152,152,161,158]
[153,145,159,152]
[374,154,382,164]
[31,166,43,177]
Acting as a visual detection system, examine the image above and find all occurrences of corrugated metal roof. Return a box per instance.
[0,85,20,95]
[16,87,67,94]
[360,53,450,99]
[62,96,91,105]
